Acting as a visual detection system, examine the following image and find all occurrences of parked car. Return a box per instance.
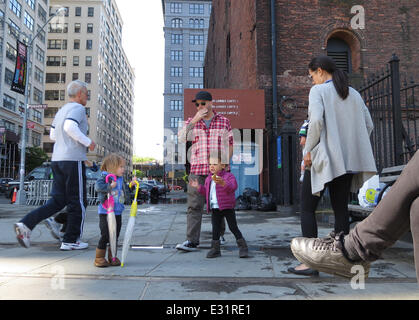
[6,163,101,199]
[168,184,183,191]
[0,178,13,194]
[143,180,167,195]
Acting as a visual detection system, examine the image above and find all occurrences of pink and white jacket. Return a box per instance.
[198,170,238,213]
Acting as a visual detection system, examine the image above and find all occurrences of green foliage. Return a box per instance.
[133,169,145,179]
[25,147,49,173]
[132,155,156,164]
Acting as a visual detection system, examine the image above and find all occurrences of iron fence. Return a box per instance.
[25,180,100,206]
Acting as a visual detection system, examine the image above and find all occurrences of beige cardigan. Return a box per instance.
[304,82,377,196]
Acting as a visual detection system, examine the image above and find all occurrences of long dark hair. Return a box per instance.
[309,55,349,100]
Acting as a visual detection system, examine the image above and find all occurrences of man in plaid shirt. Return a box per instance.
[176,91,234,252]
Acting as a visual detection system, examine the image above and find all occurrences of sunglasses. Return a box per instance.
[195,102,207,107]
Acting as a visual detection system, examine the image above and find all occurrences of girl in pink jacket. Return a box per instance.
[190,154,248,259]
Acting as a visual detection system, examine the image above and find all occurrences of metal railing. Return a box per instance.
[25,180,100,206]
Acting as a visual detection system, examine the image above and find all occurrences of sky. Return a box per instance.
[116,0,165,161]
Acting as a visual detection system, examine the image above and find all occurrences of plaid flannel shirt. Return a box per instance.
[183,111,234,176]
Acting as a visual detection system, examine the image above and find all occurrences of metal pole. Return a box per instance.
[389,54,403,166]
[16,36,32,205]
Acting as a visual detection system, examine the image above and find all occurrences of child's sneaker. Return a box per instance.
[14,222,31,248]
[60,240,88,251]
[176,240,198,252]
[44,218,62,241]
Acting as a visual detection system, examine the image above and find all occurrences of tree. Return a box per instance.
[25,147,49,173]
[133,155,156,164]
[133,169,145,179]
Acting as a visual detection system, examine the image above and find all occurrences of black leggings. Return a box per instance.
[98,214,122,250]
[300,170,353,238]
[212,209,243,241]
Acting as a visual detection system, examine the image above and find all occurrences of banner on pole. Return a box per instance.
[11,41,28,95]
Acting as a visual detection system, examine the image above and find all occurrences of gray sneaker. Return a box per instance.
[290,234,370,278]
[44,218,62,241]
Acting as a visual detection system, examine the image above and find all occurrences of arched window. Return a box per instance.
[327,38,351,73]
[171,18,182,28]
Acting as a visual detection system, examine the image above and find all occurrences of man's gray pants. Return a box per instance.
[345,150,419,281]
[186,174,225,245]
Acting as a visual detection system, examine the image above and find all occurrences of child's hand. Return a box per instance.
[189,178,200,189]
[110,181,117,189]
[214,176,226,187]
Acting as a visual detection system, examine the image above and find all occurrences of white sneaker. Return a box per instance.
[44,218,62,241]
[60,241,88,251]
[175,240,198,252]
[14,222,31,248]
[220,236,226,245]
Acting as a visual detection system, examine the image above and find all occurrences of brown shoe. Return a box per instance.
[94,248,109,268]
[108,247,121,266]
[206,240,221,258]
[236,238,249,258]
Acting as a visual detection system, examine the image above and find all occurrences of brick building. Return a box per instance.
[204,0,419,205]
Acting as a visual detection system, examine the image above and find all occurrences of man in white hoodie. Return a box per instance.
[14,80,95,251]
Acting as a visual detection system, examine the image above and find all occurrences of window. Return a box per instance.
[32,132,41,147]
[170,50,183,61]
[189,67,203,78]
[171,34,183,44]
[46,56,60,66]
[74,23,81,33]
[170,117,182,128]
[6,43,17,61]
[45,90,65,101]
[170,2,182,13]
[9,0,22,18]
[170,100,183,111]
[170,83,183,94]
[38,4,46,22]
[61,56,67,66]
[25,0,35,10]
[85,56,92,66]
[189,83,203,89]
[8,20,20,39]
[86,40,93,50]
[189,3,204,14]
[72,73,79,80]
[44,107,58,118]
[35,46,45,62]
[34,67,44,83]
[33,88,43,104]
[85,73,91,83]
[4,68,14,85]
[48,39,62,49]
[170,67,183,77]
[75,7,81,16]
[3,94,16,112]
[171,18,182,28]
[87,23,93,33]
[49,22,68,33]
[88,7,94,17]
[24,11,34,31]
[36,25,46,43]
[190,51,204,61]
[190,34,204,45]
[73,39,80,50]
[32,109,42,123]
[327,38,351,74]
[73,56,79,66]
[46,73,65,83]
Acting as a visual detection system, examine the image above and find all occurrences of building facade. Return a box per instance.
[205,0,419,205]
[162,0,212,176]
[43,0,135,171]
[0,0,50,178]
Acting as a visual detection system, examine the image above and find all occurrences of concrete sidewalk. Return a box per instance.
[0,194,418,300]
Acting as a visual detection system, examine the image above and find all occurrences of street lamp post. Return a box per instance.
[15,7,67,205]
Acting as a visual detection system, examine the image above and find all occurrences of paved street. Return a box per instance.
[0,191,418,300]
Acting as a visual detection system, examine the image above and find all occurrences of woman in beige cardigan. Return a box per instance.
[288,56,377,276]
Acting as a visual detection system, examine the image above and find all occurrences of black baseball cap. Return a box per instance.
[192,91,212,102]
